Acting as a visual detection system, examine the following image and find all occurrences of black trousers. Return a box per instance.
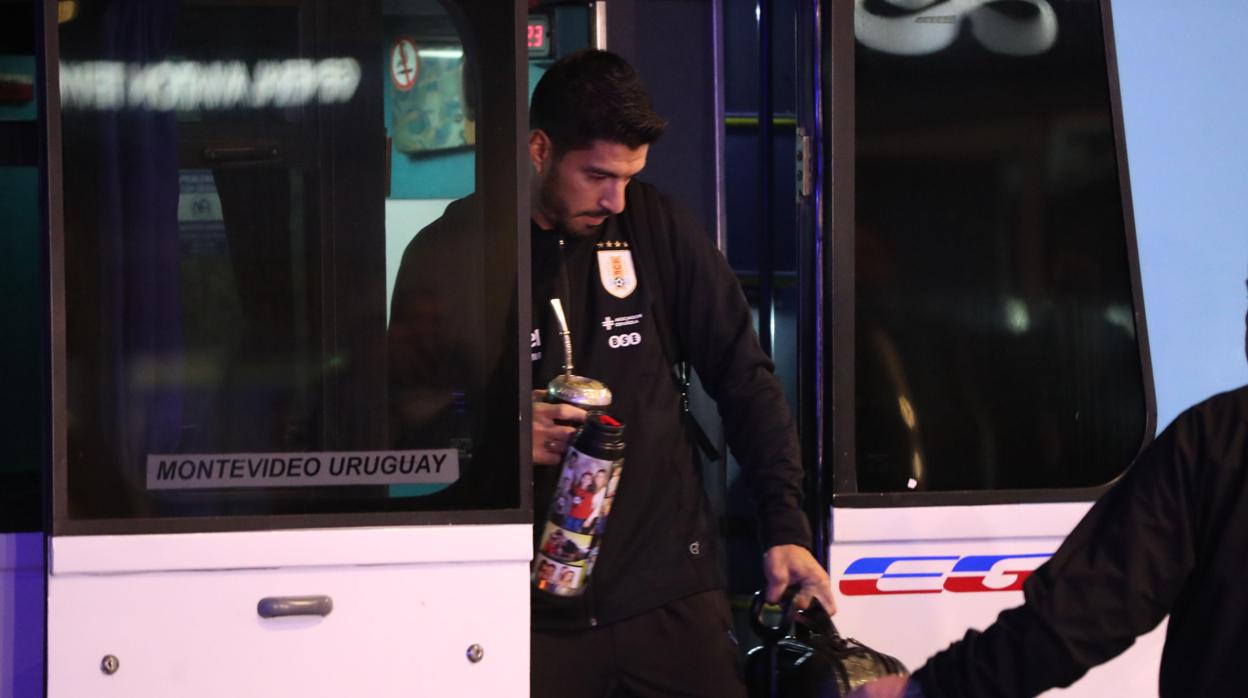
[531,590,748,698]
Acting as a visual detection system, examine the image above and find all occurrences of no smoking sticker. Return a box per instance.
[390,36,420,92]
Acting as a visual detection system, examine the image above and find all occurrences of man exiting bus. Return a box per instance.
[389,49,833,696]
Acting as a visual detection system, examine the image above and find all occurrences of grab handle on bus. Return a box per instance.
[257,595,334,619]
[203,144,281,164]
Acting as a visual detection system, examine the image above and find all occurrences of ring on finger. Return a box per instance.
[544,439,559,450]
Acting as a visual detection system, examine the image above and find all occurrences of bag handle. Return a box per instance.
[748,586,801,642]
[749,585,840,644]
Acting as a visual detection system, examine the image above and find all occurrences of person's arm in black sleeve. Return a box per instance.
[655,194,810,551]
[387,201,481,449]
[657,194,834,609]
[389,232,455,447]
[913,416,1202,697]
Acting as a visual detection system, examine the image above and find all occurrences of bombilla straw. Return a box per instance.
[550,298,573,376]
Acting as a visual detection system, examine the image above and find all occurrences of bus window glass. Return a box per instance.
[57,0,521,524]
[853,0,1147,492]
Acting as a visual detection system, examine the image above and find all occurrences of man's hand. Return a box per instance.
[531,390,586,465]
[763,544,836,614]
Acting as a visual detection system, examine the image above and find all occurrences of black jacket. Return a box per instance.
[915,385,1248,697]
[529,181,810,629]
[388,181,810,630]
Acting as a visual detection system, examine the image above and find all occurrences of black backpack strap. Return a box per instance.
[625,184,722,462]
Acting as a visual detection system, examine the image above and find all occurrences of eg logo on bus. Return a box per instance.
[839,553,1053,596]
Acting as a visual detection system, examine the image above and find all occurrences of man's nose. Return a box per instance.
[600,181,627,215]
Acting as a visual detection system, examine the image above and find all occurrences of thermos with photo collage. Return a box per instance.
[532,298,625,596]
[533,411,625,596]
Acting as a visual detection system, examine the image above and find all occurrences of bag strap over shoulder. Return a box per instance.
[624,183,721,462]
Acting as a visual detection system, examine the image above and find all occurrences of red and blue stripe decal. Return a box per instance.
[839,553,1053,595]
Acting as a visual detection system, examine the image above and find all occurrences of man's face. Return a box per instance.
[530,133,648,237]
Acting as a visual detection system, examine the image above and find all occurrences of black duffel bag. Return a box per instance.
[744,586,907,698]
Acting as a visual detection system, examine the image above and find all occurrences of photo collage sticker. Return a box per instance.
[533,447,623,596]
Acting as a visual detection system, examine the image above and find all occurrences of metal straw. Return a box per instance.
[550,298,573,376]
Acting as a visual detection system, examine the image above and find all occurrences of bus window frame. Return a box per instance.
[44,0,533,536]
[0,0,45,535]
[821,0,1156,509]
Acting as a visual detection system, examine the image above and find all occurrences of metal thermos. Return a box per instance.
[533,411,625,596]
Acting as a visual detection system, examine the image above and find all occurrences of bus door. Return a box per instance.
[45,0,530,694]
[816,1,1163,693]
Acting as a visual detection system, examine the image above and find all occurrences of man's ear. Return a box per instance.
[529,129,552,174]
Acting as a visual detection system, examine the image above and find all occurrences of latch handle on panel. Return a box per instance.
[257,595,334,618]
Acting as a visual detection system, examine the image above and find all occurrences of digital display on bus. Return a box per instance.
[527,16,551,58]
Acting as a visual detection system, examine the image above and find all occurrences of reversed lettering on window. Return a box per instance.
[146,450,459,490]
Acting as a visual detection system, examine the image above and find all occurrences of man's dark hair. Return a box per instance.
[530,49,667,153]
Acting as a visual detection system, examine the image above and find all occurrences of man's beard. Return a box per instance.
[538,170,610,237]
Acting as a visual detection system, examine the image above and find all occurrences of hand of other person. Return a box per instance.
[531,390,586,465]
[845,675,915,698]
[763,544,837,614]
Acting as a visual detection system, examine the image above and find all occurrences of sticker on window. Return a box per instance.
[145,450,459,490]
